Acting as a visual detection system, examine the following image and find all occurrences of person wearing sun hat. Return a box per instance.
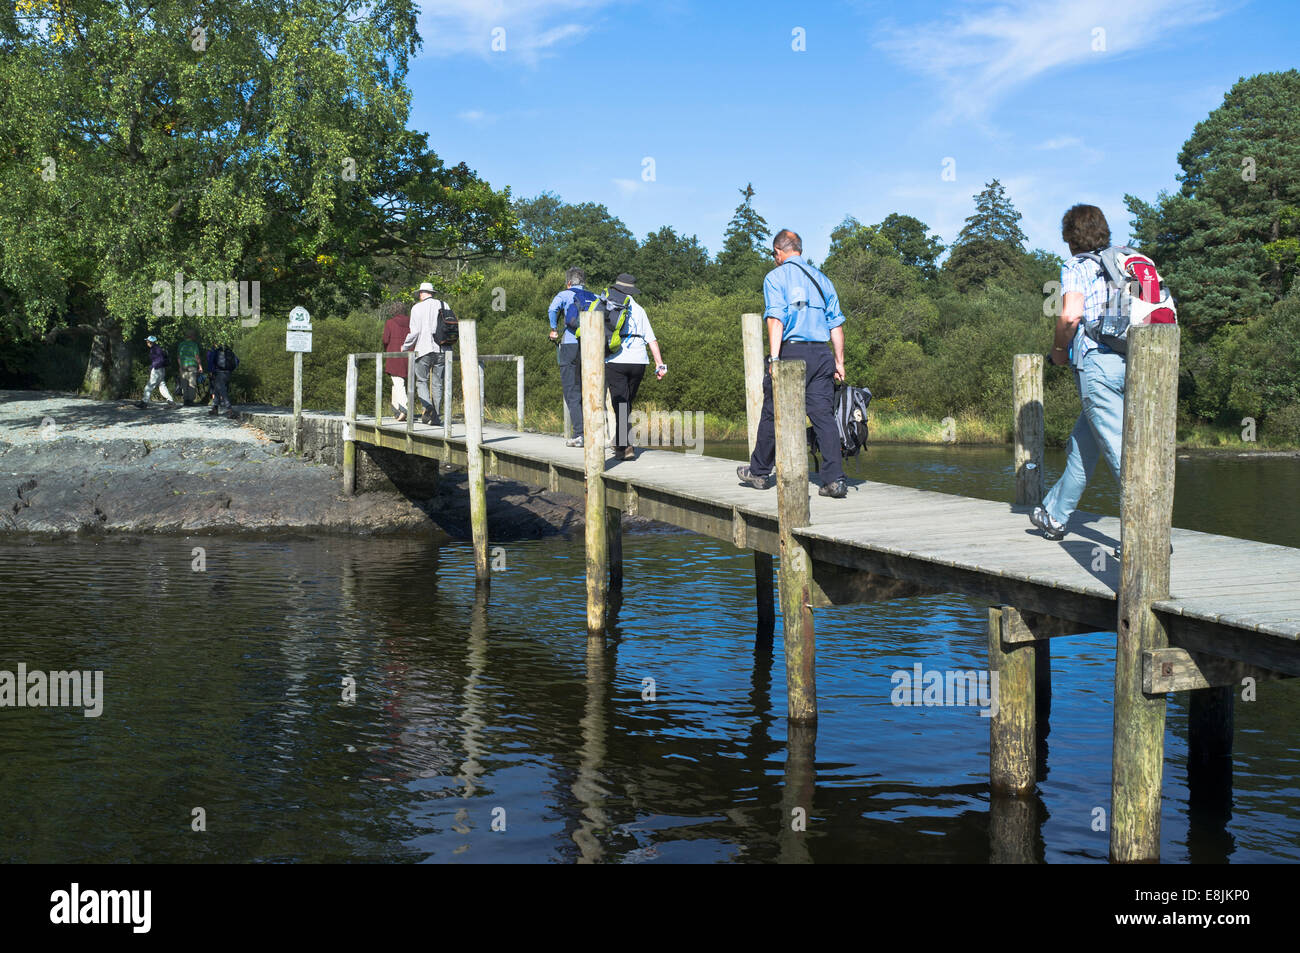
[604,273,666,460]
[139,334,176,407]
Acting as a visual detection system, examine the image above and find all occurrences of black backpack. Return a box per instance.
[434,304,459,347]
[215,346,238,372]
[808,382,872,471]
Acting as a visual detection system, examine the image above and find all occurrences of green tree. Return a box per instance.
[1125,70,1300,331]
[633,226,712,300]
[510,195,635,287]
[877,213,946,280]
[942,179,1029,292]
[715,183,771,294]
[0,0,525,397]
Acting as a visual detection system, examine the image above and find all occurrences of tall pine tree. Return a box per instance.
[942,179,1028,293]
[716,183,771,294]
[1126,70,1300,331]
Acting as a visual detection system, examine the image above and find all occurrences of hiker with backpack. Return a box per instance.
[206,342,240,416]
[737,229,849,499]
[381,300,412,422]
[602,273,667,460]
[176,329,203,406]
[547,266,593,447]
[139,335,177,407]
[1030,204,1177,547]
[403,281,456,426]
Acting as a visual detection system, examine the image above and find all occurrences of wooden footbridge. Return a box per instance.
[343,314,1299,863]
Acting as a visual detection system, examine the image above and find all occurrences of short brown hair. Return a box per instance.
[1061,205,1110,255]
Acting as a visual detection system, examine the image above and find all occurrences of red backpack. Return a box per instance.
[1078,246,1177,354]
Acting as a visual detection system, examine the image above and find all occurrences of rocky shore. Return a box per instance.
[0,391,601,538]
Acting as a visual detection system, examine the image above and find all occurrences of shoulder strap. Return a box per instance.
[786,261,828,307]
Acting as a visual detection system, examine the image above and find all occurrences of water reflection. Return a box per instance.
[0,444,1297,863]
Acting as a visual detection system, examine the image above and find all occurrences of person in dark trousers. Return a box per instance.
[604,273,667,460]
[547,266,591,447]
[206,343,239,415]
[381,300,412,421]
[738,229,848,498]
[176,329,203,405]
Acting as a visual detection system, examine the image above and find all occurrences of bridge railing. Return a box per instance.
[344,351,525,436]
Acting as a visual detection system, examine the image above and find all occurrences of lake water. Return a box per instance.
[1,444,1296,863]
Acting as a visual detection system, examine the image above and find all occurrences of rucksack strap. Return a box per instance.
[786,261,829,308]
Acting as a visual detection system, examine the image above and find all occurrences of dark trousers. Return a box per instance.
[749,342,844,485]
[557,342,583,436]
[606,362,646,450]
[212,370,232,410]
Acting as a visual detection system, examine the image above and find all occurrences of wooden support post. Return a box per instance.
[743,312,776,641]
[1013,353,1044,506]
[607,506,623,591]
[342,354,357,495]
[516,356,525,431]
[754,553,775,639]
[742,313,765,451]
[1187,685,1234,815]
[988,606,1036,795]
[773,359,816,723]
[563,401,573,440]
[458,321,490,595]
[292,350,303,453]
[1111,323,1179,863]
[443,352,454,433]
[581,307,608,640]
[374,354,383,423]
[1014,351,1051,750]
[405,352,415,454]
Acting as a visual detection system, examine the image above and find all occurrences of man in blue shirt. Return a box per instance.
[547,266,592,447]
[738,229,848,498]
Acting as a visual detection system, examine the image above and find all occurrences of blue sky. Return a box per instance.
[408,0,1300,264]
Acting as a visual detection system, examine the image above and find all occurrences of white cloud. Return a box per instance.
[1037,136,1082,151]
[612,178,647,196]
[417,0,617,63]
[458,109,493,123]
[877,0,1232,120]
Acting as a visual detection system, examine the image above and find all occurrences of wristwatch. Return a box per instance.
[656,363,667,374]
[766,355,779,365]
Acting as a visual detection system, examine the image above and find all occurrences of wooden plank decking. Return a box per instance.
[350,414,1300,671]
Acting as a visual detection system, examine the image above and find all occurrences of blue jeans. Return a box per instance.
[1042,349,1125,526]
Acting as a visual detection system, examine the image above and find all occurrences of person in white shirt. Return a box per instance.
[604,273,666,460]
[403,282,445,425]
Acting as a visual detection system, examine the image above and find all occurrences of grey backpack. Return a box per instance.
[809,382,872,470]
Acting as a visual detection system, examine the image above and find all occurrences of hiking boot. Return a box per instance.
[1030,505,1066,540]
[621,446,636,461]
[819,479,848,499]
[420,410,434,425]
[736,465,773,490]
[565,435,584,448]
[208,404,220,415]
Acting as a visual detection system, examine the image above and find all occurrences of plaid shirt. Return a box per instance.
[1062,254,1110,368]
